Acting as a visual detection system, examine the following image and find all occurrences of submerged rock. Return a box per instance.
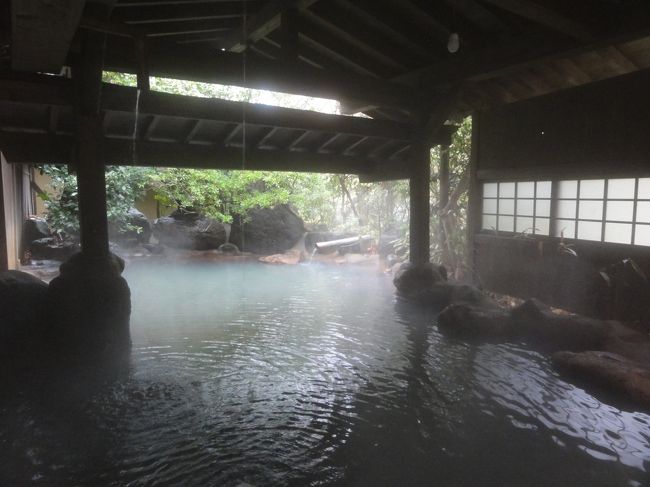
[0,270,49,357]
[438,304,512,338]
[393,262,447,296]
[230,204,305,255]
[47,252,131,360]
[259,249,303,265]
[552,351,650,410]
[29,237,80,261]
[510,298,611,351]
[153,210,227,250]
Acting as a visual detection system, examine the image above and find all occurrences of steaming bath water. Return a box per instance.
[1,262,649,485]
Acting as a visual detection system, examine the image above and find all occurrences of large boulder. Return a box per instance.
[510,298,612,351]
[0,270,49,357]
[109,208,152,247]
[438,304,512,339]
[47,252,131,359]
[22,216,50,243]
[552,351,650,410]
[28,237,80,261]
[393,262,447,296]
[230,204,305,255]
[153,210,227,250]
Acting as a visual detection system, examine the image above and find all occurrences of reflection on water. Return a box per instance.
[1,262,649,486]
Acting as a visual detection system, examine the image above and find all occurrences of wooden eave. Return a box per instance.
[0,75,454,177]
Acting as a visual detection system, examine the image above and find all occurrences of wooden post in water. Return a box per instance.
[75,26,109,257]
[409,141,431,265]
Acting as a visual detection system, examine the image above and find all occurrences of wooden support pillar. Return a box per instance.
[409,141,431,265]
[438,143,453,269]
[439,145,450,209]
[75,26,109,257]
[467,113,481,281]
[0,155,8,271]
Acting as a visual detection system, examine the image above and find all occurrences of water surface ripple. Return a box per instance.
[1,262,649,486]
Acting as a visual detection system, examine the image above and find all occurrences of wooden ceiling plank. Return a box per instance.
[442,0,508,34]
[299,8,406,72]
[113,2,248,24]
[0,132,380,175]
[103,43,426,112]
[297,33,380,77]
[182,119,202,143]
[553,58,592,86]
[288,130,312,151]
[331,0,433,60]
[395,0,451,43]
[480,0,593,41]
[11,0,87,72]
[221,0,317,53]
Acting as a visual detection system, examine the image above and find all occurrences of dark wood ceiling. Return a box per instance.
[90,0,650,120]
[2,0,650,177]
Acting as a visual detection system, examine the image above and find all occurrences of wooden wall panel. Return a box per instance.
[476,69,650,179]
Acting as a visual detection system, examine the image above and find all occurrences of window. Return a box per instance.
[482,177,650,246]
[481,181,551,235]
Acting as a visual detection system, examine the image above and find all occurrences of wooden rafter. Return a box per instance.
[480,0,593,41]
[220,0,317,52]
[102,43,427,112]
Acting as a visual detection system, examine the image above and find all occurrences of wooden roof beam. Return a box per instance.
[480,0,593,42]
[99,84,415,140]
[0,132,381,175]
[221,0,317,52]
[11,0,86,72]
[102,43,427,112]
[331,0,433,61]
[299,8,406,72]
[395,25,650,92]
[112,3,248,24]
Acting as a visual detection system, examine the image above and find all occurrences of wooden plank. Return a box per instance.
[0,152,8,270]
[0,132,380,174]
[100,83,416,140]
[297,33,379,77]
[332,0,433,61]
[11,0,86,72]
[114,2,247,24]
[182,119,202,143]
[0,76,418,140]
[256,126,280,148]
[0,129,415,178]
[103,43,426,112]
[299,8,406,72]
[480,0,592,41]
[396,27,650,92]
[221,0,317,52]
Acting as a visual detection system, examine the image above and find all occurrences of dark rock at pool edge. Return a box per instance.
[47,252,131,360]
[153,210,227,250]
[0,270,49,358]
[552,350,650,410]
[229,204,305,255]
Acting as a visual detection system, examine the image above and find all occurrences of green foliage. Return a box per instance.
[148,168,334,224]
[38,164,150,237]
